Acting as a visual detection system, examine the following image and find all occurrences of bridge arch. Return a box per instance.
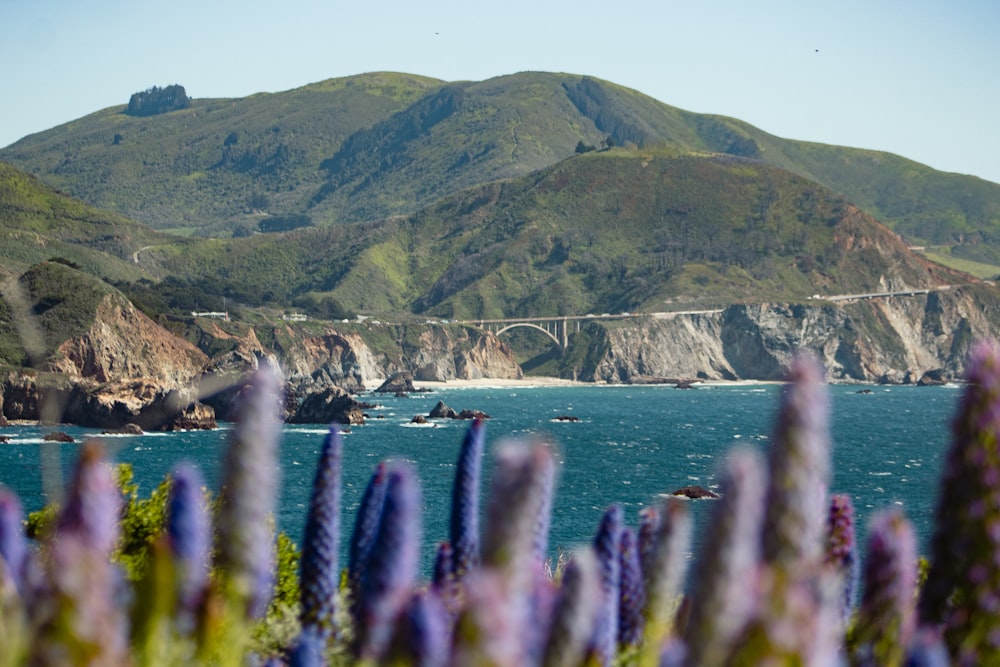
[493,323,562,349]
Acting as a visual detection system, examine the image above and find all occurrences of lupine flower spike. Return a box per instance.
[618,525,645,648]
[532,443,557,568]
[167,462,211,619]
[288,626,326,667]
[32,440,129,666]
[0,487,28,665]
[920,339,1000,662]
[450,418,485,581]
[386,590,450,667]
[215,360,283,621]
[482,440,552,582]
[0,488,28,596]
[683,447,766,667]
[591,504,624,667]
[478,440,554,665]
[541,548,602,667]
[347,461,388,644]
[356,461,422,662]
[640,498,691,662]
[299,424,342,642]
[852,508,918,667]
[825,493,858,625]
[763,351,831,569]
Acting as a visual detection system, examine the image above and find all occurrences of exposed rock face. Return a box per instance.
[272,329,376,392]
[375,371,418,394]
[573,285,1000,383]
[286,386,367,425]
[428,401,458,419]
[50,294,207,385]
[190,321,520,393]
[396,326,522,382]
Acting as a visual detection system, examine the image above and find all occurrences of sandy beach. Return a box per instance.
[363,375,783,391]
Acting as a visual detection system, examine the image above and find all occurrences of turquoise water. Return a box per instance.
[0,383,961,571]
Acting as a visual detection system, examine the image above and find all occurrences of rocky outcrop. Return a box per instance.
[672,485,720,499]
[394,326,522,382]
[0,372,216,430]
[428,401,458,419]
[286,386,368,425]
[571,285,1000,383]
[375,371,419,394]
[50,294,207,386]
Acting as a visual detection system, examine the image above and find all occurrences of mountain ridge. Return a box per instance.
[3,71,998,268]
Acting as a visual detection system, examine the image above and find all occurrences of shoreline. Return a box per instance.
[362,376,785,391]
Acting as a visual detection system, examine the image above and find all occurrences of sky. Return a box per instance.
[2,0,998,184]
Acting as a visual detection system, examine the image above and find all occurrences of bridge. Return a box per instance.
[457,313,639,350]
[455,286,957,351]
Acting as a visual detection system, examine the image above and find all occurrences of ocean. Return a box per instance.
[0,382,961,572]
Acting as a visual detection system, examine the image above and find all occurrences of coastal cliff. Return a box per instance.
[4,276,999,429]
[571,285,998,384]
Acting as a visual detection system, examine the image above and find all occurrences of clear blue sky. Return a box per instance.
[3,0,998,184]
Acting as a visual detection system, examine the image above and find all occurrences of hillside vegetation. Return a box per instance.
[2,71,999,267]
[124,150,959,321]
[0,161,164,282]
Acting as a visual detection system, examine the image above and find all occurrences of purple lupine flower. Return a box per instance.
[637,504,661,589]
[524,561,559,665]
[684,447,766,667]
[166,462,210,617]
[299,425,342,641]
[356,461,422,662]
[482,440,553,583]
[451,569,522,667]
[449,418,485,580]
[532,443,557,567]
[215,360,283,620]
[853,508,918,666]
[431,541,460,618]
[57,439,121,556]
[431,541,453,591]
[824,493,858,624]
[31,443,128,666]
[288,626,326,667]
[590,504,623,667]
[641,498,691,642]
[347,462,388,641]
[763,352,831,569]
[541,548,601,667]
[905,627,949,667]
[348,462,388,583]
[618,526,645,647]
[920,339,1000,662]
[659,638,689,667]
[476,440,554,664]
[386,590,450,667]
[0,487,28,596]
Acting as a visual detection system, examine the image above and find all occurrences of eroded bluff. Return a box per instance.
[571,286,998,384]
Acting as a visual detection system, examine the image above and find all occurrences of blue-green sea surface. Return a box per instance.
[0,382,960,573]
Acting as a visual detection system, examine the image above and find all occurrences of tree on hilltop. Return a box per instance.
[125,84,191,117]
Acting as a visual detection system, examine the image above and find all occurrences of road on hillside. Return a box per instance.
[455,284,961,327]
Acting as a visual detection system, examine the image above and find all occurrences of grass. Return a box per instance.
[915,247,1000,279]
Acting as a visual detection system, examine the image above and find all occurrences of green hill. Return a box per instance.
[3,71,999,267]
[0,161,166,283]
[0,73,441,236]
[126,150,959,321]
[0,260,120,368]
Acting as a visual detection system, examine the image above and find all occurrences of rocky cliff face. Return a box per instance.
[49,294,208,385]
[0,294,214,428]
[575,285,999,384]
[188,321,521,422]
